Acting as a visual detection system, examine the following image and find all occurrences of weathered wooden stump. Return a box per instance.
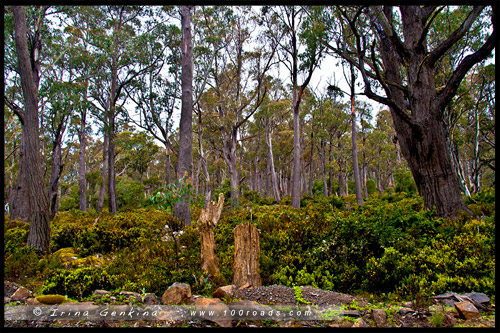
[198,193,224,275]
[233,222,262,288]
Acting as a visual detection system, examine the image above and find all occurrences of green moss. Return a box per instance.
[36,294,67,304]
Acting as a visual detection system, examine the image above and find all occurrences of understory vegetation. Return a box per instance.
[4,187,495,304]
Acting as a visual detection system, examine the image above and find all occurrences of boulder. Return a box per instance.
[194,297,232,327]
[161,282,191,305]
[212,285,235,299]
[454,301,480,320]
[11,287,31,301]
[371,309,387,327]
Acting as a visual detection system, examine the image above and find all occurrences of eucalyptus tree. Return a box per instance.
[10,6,51,252]
[260,5,325,208]
[199,6,278,206]
[173,5,194,225]
[123,7,181,189]
[5,5,49,223]
[253,79,289,202]
[320,5,495,218]
[84,6,160,214]
[61,6,103,211]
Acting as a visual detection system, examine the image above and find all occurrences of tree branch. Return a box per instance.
[426,6,485,67]
[437,12,496,110]
[4,97,25,125]
[371,6,411,60]
[417,6,445,49]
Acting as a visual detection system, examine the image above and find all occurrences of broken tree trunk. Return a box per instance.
[233,222,262,288]
[198,193,224,276]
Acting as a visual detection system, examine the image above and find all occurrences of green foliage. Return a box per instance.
[116,178,145,210]
[213,178,232,203]
[148,176,193,215]
[394,169,417,195]
[58,185,80,211]
[293,286,312,305]
[3,185,495,303]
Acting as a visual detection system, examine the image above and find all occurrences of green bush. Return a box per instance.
[3,186,495,302]
[116,178,145,211]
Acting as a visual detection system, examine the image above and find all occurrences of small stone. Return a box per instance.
[212,285,235,299]
[372,309,387,327]
[398,307,414,316]
[444,314,457,327]
[93,290,110,296]
[454,301,480,320]
[119,291,142,302]
[279,320,297,328]
[26,297,41,305]
[403,301,413,308]
[162,282,191,305]
[143,293,158,305]
[341,310,361,317]
[4,297,12,304]
[11,287,31,301]
[352,318,368,328]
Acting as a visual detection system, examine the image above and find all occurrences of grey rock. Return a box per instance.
[371,309,387,327]
[462,292,490,305]
[341,309,362,317]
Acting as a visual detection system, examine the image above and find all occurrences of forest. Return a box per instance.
[3,5,496,328]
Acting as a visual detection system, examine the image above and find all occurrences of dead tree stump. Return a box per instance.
[198,193,224,276]
[233,222,262,288]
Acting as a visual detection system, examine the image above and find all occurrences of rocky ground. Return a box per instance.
[4,281,495,328]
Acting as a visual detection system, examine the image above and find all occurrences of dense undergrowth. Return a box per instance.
[4,187,495,304]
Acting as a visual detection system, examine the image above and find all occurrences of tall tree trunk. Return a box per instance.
[78,92,87,211]
[264,120,280,202]
[97,134,109,213]
[13,6,50,252]
[10,140,30,221]
[291,89,302,207]
[107,113,117,214]
[48,123,65,220]
[350,67,364,206]
[198,113,211,205]
[165,146,171,187]
[107,61,119,214]
[174,5,193,225]
[308,123,314,197]
[222,130,239,206]
[328,135,334,196]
